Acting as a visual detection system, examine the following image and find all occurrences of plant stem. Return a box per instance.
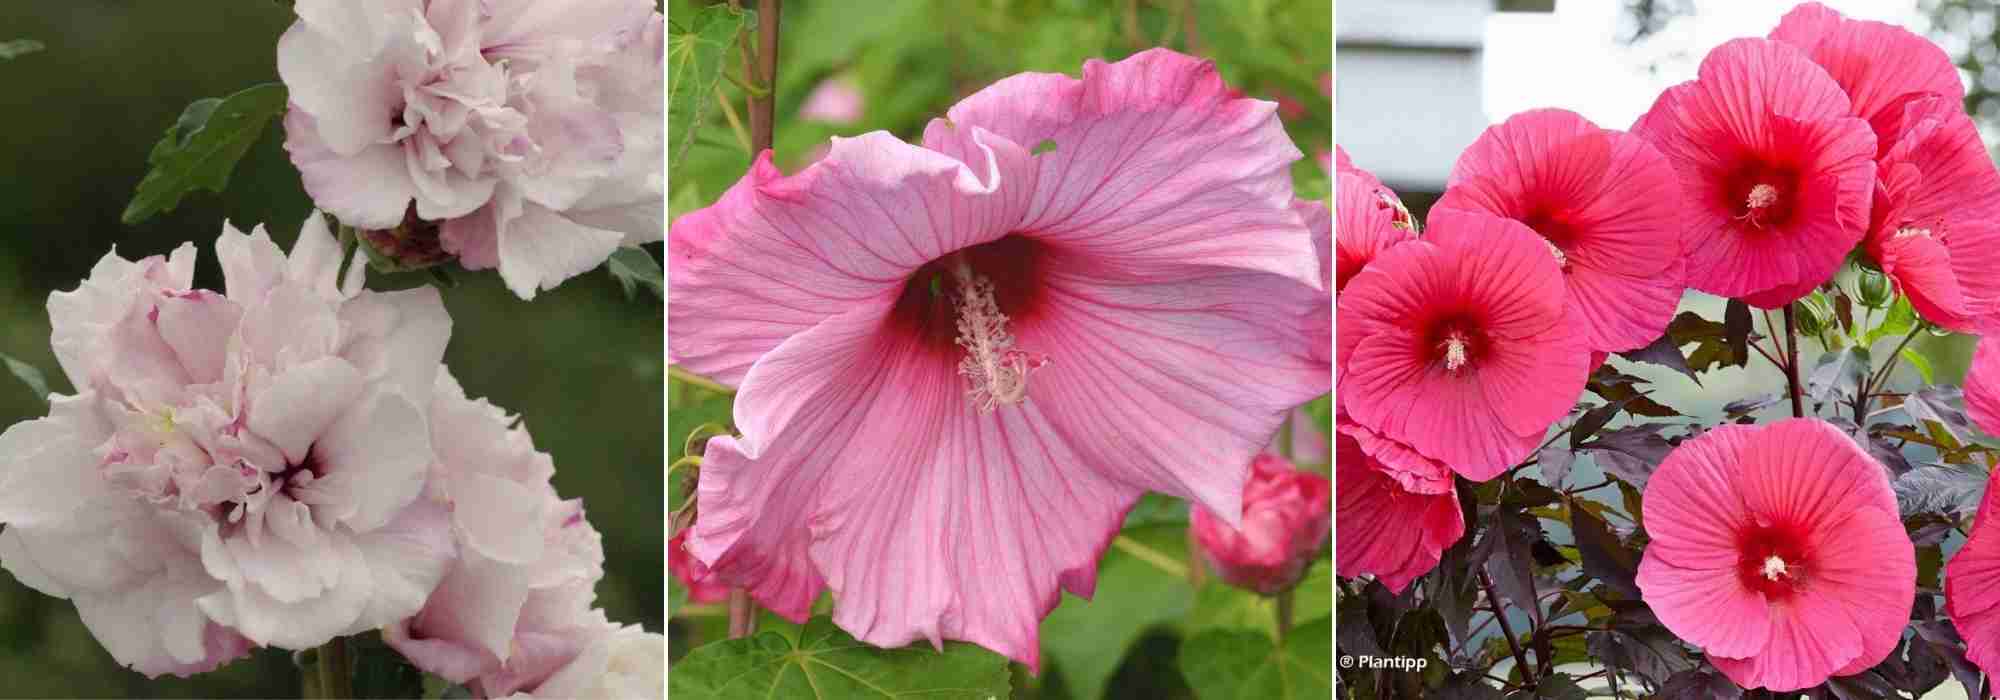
[1185,528,1206,587]
[1274,588,1294,642]
[1864,323,1925,400]
[749,0,781,155]
[728,589,757,638]
[1782,305,1804,418]
[315,638,350,700]
[1112,534,1188,579]
[1478,570,1535,690]
[713,91,752,154]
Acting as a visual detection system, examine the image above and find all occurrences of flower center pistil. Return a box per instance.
[1761,555,1789,581]
[1739,184,1779,229]
[1895,226,1933,239]
[1441,332,1470,372]
[951,256,1046,412]
[1543,239,1568,269]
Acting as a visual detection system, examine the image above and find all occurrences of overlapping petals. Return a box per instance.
[1337,209,1588,480]
[1333,418,1461,594]
[0,215,455,673]
[1864,96,2000,331]
[1630,38,1875,308]
[1768,1,1965,153]
[669,49,1324,668]
[1636,419,1912,691]
[1436,108,1687,352]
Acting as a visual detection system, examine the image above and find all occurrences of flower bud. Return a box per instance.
[1856,268,1892,308]
[356,208,453,271]
[1793,296,1827,336]
[1190,454,1331,595]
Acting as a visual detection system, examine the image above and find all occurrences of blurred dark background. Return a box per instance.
[0,3,662,696]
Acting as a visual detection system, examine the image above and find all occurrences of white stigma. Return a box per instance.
[1896,226,1933,239]
[1761,555,1789,581]
[1746,184,1778,210]
[1544,239,1568,268]
[1442,333,1470,372]
[952,260,1045,413]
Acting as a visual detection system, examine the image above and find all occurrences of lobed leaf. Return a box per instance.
[668,616,1010,699]
[669,5,749,173]
[1180,616,1333,700]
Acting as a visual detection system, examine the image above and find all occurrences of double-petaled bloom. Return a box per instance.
[668,49,1326,668]
[1630,37,1876,309]
[279,0,664,299]
[0,216,455,675]
[1189,453,1331,595]
[1435,109,1687,353]
[1638,418,1913,691]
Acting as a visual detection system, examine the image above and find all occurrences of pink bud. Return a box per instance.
[1189,454,1331,595]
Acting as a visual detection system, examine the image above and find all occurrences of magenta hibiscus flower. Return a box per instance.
[1637,418,1913,691]
[1768,2,1965,153]
[1435,109,1686,352]
[1334,417,1462,594]
[1337,209,1587,480]
[1946,466,2000,681]
[1865,95,2000,331]
[1630,38,1876,309]
[667,49,1325,668]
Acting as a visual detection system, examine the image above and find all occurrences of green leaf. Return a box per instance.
[1041,523,1192,700]
[605,246,665,300]
[1904,347,1936,384]
[668,616,1011,699]
[1179,616,1332,699]
[123,83,289,225]
[2,353,49,404]
[1864,295,1918,346]
[669,5,749,172]
[0,39,45,60]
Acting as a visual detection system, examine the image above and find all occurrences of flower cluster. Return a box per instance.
[0,217,658,697]
[668,48,1329,668]
[279,0,664,299]
[1335,2,2000,693]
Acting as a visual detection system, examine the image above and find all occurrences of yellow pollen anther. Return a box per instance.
[1544,239,1567,268]
[1746,184,1778,210]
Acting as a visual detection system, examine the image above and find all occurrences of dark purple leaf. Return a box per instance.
[1915,620,1986,698]
[1807,346,1871,402]
[1905,385,1974,440]
[1825,670,1897,700]
[1571,505,1640,599]
[1433,673,1504,700]
[1617,332,1699,384]
[1656,667,1743,699]
[1724,298,1752,367]
[1722,393,1781,419]
[1538,445,1575,487]
[1480,510,1543,626]
[1580,426,1673,488]
[1893,463,1989,519]
[1587,627,1692,689]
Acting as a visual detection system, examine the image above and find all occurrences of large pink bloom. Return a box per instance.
[1334,417,1462,594]
[1947,468,2000,680]
[1435,109,1686,352]
[1864,95,2000,331]
[1637,418,1913,692]
[1337,209,1588,480]
[1630,38,1876,309]
[1189,453,1330,596]
[667,49,1325,668]
[1768,2,1965,154]
[1967,336,2000,438]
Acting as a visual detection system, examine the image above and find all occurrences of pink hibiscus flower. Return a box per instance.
[1768,2,1965,154]
[667,49,1326,668]
[1334,417,1462,594]
[1967,336,2000,437]
[1637,418,1914,692]
[1337,209,1588,480]
[1189,453,1330,596]
[1435,109,1686,352]
[1630,38,1876,309]
[1865,95,2000,331]
[669,530,729,605]
[1947,469,2000,680]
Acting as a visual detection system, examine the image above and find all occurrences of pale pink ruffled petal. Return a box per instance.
[667,129,1034,387]
[939,48,1316,286]
[1629,38,1876,308]
[283,110,420,230]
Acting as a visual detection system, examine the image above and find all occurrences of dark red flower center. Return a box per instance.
[1421,316,1488,373]
[1520,208,1579,270]
[889,235,1051,410]
[1736,519,1812,600]
[1722,163,1802,230]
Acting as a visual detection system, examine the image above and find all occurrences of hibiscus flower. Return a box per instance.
[1337,209,1588,480]
[1768,1,1965,153]
[1434,108,1686,352]
[1864,95,2000,331]
[1334,417,1462,594]
[1637,418,1913,691]
[1629,38,1876,309]
[667,49,1325,668]
[0,215,455,673]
